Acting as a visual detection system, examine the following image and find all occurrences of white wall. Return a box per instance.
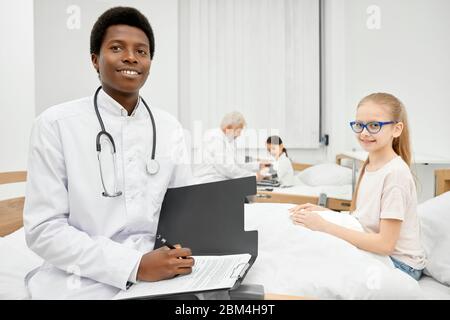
[0,0,35,199]
[343,0,450,158]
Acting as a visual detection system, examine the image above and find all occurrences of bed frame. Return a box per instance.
[435,169,450,196]
[0,171,27,237]
[255,158,353,211]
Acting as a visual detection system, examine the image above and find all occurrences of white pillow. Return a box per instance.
[297,163,353,186]
[418,191,450,285]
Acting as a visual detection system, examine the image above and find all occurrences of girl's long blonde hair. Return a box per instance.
[350,93,412,212]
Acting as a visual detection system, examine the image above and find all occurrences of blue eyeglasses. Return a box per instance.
[349,121,397,134]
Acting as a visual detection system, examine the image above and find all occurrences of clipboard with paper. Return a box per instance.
[114,177,258,300]
[113,254,252,300]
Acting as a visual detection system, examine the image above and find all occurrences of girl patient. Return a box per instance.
[289,93,426,280]
[265,135,295,186]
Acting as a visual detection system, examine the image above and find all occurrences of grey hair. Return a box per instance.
[220,111,247,129]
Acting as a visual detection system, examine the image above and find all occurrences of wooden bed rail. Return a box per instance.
[435,169,450,196]
[0,171,27,236]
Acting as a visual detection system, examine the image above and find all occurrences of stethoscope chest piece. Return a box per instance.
[147,158,160,175]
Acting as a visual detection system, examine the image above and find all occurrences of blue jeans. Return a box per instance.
[390,257,423,281]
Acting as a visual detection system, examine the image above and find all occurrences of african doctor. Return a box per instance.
[23,7,194,299]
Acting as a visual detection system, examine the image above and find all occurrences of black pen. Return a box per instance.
[156,234,188,259]
[157,234,177,249]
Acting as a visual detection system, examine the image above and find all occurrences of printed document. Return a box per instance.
[113,254,251,300]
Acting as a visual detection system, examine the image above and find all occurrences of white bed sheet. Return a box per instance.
[419,276,450,300]
[0,228,42,300]
[242,203,448,299]
[260,180,353,201]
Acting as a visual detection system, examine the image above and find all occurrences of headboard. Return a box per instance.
[0,171,26,237]
[291,162,313,172]
[435,169,450,196]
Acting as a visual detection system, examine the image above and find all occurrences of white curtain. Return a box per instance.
[179,0,320,149]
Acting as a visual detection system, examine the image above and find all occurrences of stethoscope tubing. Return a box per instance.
[94,86,157,197]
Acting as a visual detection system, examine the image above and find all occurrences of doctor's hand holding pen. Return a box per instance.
[136,245,195,282]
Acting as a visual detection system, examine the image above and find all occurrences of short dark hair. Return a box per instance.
[90,6,155,59]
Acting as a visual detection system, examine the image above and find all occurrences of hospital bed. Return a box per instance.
[1,170,450,299]
[255,159,354,211]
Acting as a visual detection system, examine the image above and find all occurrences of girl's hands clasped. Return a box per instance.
[288,203,328,214]
[289,203,329,232]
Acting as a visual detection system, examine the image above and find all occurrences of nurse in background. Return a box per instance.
[266,136,296,186]
[23,7,194,299]
[193,111,266,183]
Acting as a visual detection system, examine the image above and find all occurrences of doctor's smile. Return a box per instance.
[118,68,142,77]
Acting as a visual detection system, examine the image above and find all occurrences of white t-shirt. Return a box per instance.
[355,156,426,270]
[273,153,296,186]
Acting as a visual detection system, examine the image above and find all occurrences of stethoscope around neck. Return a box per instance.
[94,86,159,197]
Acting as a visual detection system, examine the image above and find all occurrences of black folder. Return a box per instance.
[154,176,258,293]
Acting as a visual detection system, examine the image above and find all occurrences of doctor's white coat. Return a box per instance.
[192,128,258,183]
[23,89,192,299]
